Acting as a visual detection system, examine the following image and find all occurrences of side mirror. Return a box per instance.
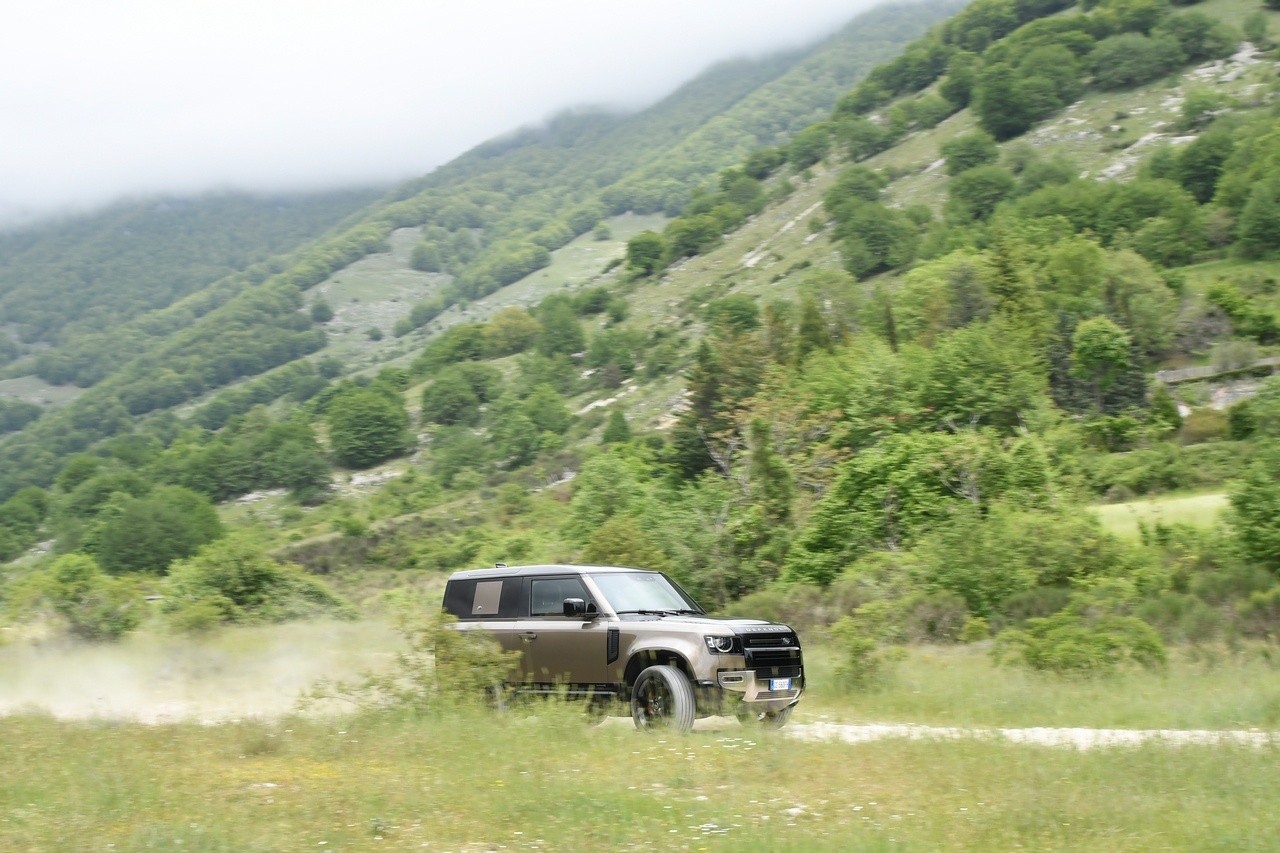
[563,598,596,618]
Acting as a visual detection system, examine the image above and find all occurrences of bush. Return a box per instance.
[1178,408,1229,444]
[829,613,903,690]
[7,554,143,642]
[308,611,518,713]
[162,536,354,630]
[993,582,1167,676]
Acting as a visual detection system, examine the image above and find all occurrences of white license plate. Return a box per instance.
[769,678,791,691]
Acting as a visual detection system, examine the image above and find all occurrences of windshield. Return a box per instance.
[590,572,702,614]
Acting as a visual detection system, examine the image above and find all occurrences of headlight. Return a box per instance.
[704,635,740,654]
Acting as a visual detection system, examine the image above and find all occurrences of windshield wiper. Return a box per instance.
[615,608,705,616]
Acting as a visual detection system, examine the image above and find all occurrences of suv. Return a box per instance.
[442,564,803,732]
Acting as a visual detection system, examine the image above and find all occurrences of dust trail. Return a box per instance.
[0,620,400,724]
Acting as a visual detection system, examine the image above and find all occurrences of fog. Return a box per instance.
[2,0,887,226]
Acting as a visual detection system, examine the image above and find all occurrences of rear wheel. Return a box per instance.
[736,703,793,729]
[631,665,695,733]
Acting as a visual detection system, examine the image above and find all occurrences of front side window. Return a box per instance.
[529,576,591,616]
[590,572,702,614]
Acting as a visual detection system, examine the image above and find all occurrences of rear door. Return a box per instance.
[447,577,526,683]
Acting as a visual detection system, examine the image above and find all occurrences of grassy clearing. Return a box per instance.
[1091,492,1230,540]
[803,643,1280,730]
[2,705,1278,850]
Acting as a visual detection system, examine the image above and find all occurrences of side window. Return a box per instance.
[529,577,590,616]
[443,580,474,618]
[471,580,502,616]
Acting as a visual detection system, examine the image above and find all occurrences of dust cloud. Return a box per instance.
[0,621,401,724]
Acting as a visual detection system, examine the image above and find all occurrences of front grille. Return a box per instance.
[756,689,800,700]
[745,647,802,680]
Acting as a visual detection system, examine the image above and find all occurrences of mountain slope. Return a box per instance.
[0,0,955,501]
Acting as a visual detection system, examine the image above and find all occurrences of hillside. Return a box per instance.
[3,0,1280,673]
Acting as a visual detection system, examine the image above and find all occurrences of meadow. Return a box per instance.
[1091,492,1230,541]
[3,636,1280,850]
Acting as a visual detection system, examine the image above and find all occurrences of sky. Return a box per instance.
[2,0,884,226]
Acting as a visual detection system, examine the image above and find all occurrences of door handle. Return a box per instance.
[519,632,537,641]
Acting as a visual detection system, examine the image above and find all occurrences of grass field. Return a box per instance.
[1091,492,1229,540]
[4,631,1280,848]
[3,704,1278,850]
[802,643,1280,730]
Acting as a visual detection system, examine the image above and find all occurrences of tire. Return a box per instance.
[736,703,793,730]
[631,665,695,733]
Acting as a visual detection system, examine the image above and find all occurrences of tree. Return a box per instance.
[327,385,411,468]
[940,51,982,107]
[1230,448,1280,573]
[1243,11,1269,46]
[522,384,573,435]
[535,296,586,357]
[420,369,481,426]
[87,485,224,574]
[1236,179,1280,260]
[1071,316,1132,412]
[788,123,832,169]
[941,131,999,176]
[947,165,1017,221]
[483,307,541,357]
[625,231,667,275]
[973,63,1038,140]
[309,299,334,324]
[602,408,631,444]
[1090,34,1185,90]
[581,515,670,571]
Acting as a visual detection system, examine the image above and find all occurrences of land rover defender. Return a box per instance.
[442,564,804,732]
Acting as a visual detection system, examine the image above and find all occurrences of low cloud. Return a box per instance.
[2,0,883,225]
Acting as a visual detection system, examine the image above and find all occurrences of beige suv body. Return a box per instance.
[443,564,804,731]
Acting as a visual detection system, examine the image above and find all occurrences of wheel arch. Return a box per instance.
[624,648,693,688]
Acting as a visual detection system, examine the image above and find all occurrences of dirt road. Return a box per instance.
[787,721,1277,749]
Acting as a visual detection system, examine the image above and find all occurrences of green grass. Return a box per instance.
[2,704,1278,850]
[803,643,1280,730]
[1091,491,1229,540]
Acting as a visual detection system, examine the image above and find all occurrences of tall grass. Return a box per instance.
[802,643,1280,730]
[2,705,1278,850]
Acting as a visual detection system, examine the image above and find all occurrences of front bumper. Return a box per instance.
[716,668,803,712]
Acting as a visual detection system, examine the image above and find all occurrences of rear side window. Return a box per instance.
[443,577,523,619]
[471,581,502,616]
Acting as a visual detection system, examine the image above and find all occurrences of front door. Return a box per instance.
[524,575,611,687]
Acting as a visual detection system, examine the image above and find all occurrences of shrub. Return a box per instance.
[308,611,518,713]
[993,582,1166,676]
[8,554,143,642]
[1178,408,1229,444]
[162,536,354,630]
[830,613,902,690]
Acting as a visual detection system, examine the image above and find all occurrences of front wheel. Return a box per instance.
[631,665,695,733]
[736,703,793,729]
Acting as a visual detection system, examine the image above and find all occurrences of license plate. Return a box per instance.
[769,678,791,691]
